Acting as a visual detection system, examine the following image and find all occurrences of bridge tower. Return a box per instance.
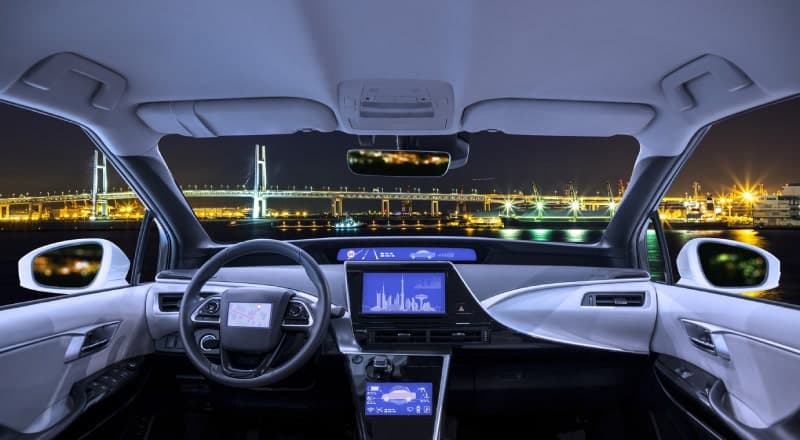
[331,198,343,217]
[431,199,440,215]
[252,145,267,218]
[91,150,108,220]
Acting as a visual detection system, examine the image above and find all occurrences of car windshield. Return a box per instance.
[159,132,638,244]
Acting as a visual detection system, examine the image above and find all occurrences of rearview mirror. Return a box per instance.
[676,238,780,294]
[18,239,130,294]
[347,149,450,177]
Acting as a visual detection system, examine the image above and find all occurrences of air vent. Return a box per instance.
[372,329,427,344]
[158,294,183,312]
[582,292,645,307]
[429,329,486,344]
[366,328,489,344]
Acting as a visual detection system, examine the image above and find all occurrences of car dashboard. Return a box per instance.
[144,239,654,439]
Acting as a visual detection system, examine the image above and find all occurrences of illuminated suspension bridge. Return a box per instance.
[0,145,741,222]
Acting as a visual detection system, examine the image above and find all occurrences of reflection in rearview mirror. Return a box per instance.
[32,244,103,288]
[347,150,450,177]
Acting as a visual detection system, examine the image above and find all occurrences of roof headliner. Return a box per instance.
[1,0,799,157]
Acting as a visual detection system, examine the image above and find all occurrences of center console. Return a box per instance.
[346,262,492,348]
[342,262,491,439]
[346,353,448,440]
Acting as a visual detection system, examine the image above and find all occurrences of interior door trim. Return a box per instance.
[0,320,121,356]
[680,318,800,356]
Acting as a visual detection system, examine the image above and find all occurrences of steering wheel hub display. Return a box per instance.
[227,302,272,328]
[219,287,291,354]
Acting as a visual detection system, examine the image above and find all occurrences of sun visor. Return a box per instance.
[137,98,338,137]
[461,99,655,136]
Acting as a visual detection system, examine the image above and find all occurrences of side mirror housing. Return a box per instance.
[676,238,780,294]
[18,239,130,294]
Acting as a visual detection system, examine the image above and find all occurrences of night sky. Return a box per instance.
[0,98,797,211]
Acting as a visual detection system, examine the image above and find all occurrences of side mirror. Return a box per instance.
[676,238,780,294]
[18,239,130,294]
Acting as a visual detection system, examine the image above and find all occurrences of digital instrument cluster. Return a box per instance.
[337,247,477,262]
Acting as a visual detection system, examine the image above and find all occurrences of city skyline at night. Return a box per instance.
[0,98,798,206]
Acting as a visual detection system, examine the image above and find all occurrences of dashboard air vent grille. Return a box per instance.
[365,328,490,345]
[429,329,486,343]
[158,294,183,312]
[372,329,427,344]
[582,292,645,307]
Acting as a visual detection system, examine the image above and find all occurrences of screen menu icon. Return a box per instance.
[365,382,433,416]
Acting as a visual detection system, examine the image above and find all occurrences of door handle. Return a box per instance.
[80,337,110,354]
[681,319,731,360]
[63,322,119,362]
[689,336,716,351]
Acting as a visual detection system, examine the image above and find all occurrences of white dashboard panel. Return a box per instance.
[481,280,656,353]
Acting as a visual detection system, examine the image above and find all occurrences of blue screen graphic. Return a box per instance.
[337,247,477,262]
[362,272,446,314]
[365,382,433,416]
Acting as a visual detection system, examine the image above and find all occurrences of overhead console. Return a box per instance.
[338,79,454,133]
[346,262,492,348]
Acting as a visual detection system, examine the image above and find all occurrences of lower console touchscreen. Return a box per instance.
[365,382,433,416]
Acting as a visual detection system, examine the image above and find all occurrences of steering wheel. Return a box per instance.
[178,239,331,388]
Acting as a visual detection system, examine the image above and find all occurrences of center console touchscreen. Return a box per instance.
[365,382,433,416]
[361,272,445,315]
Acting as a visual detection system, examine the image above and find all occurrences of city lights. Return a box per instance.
[0,148,790,227]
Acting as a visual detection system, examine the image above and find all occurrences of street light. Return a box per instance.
[502,199,516,217]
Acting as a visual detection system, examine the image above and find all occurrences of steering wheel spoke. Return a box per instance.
[190,295,222,325]
[282,297,315,333]
[218,334,287,379]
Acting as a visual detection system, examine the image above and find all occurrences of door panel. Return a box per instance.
[653,284,800,436]
[0,285,153,435]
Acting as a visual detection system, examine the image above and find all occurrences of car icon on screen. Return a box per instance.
[410,250,435,260]
[381,387,417,403]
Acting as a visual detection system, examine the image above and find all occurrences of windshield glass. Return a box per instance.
[159,132,638,244]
